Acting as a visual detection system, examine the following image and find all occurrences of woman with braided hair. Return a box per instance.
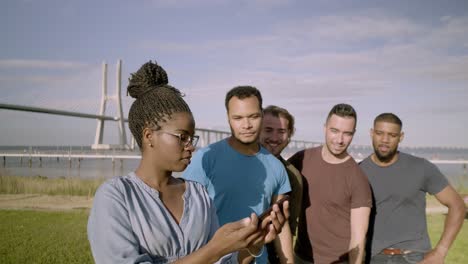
[87,61,288,264]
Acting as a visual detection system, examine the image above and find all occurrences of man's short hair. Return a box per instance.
[225,86,263,112]
[263,105,295,137]
[326,103,357,125]
[374,113,403,129]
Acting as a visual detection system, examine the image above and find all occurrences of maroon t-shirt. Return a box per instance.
[289,146,372,264]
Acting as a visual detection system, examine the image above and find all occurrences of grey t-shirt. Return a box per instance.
[87,172,236,264]
[360,152,448,256]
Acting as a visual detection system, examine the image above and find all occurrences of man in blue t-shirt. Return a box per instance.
[360,113,465,264]
[183,86,293,264]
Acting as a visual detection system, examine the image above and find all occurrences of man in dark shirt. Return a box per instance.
[360,113,465,263]
[260,105,303,263]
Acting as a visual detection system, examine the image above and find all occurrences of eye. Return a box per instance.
[179,134,190,142]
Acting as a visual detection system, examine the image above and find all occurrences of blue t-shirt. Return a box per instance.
[183,139,291,263]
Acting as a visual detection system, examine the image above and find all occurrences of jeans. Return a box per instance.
[370,252,425,264]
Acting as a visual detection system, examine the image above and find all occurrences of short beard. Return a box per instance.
[374,149,397,163]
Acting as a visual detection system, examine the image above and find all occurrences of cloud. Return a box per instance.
[273,14,425,47]
[146,0,291,9]
[159,11,468,147]
[0,59,88,69]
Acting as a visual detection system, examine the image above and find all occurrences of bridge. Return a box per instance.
[0,60,321,158]
[1,60,467,167]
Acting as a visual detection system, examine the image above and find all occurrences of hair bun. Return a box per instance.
[127,60,169,99]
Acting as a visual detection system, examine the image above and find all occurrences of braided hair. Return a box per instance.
[127,61,192,149]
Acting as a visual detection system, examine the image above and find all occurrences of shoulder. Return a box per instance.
[185,179,209,194]
[398,152,432,168]
[288,147,318,170]
[399,152,444,177]
[95,175,133,197]
[304,146,322,159]
[259,147,284,166]
[91,174,138,212]
[345,157,367,174]
[195,139,228,157]
[399,151,425,162]
[359,155,372,166]
[184,179,214,205]
[289,147,319,160]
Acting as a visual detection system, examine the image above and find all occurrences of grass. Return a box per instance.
[0,209,93,264]
[427,214,468,264]
[0,174,466,263]
[0,209,466,264]
[0,175,105,197]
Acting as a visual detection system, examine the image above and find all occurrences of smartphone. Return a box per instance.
[257,195,289,225]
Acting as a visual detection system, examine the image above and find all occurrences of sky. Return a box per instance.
[1,0,467,148]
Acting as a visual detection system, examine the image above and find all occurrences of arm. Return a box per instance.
[88,183,154,264]
[348,207,371,264]
[272,194,294,264]
[421,185,465,263]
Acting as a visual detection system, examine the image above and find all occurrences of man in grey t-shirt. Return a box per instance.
[360,113,465,264]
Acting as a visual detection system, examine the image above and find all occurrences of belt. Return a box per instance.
[381,248,412,255]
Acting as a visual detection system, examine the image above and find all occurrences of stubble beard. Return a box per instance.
[373,142,397,163]
[325,141,348,158]
[229,126,259,146]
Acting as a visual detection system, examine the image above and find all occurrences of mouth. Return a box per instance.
[333,144,345,149]
[378,145,390,152]
[181,156,192,164]
[265,142,280,148]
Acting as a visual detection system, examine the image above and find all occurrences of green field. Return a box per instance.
[0,209,93,264]
[427,213,468,264]
[0,209,466,264]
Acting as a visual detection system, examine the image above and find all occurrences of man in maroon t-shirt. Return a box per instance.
[289,103,372,264]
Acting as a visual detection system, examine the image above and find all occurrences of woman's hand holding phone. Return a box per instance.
[256,195,290,242]
[238,196,290,263]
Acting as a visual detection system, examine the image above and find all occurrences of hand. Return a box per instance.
[208,213,263,257]
[247,200,291,249]
[263,200,289,242]
[419,247,447,264]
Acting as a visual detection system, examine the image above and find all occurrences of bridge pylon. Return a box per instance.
[92,60,129,150]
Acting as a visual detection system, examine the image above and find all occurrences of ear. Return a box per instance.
[142,127,154,147]
[370,128,374,139]
[399,131,405,143]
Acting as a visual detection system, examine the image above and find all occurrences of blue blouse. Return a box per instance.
[87,172,236,263]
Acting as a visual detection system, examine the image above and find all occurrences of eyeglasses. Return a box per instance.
[154,130,200,148]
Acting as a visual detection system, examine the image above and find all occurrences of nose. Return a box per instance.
[184,143,196,152]
[270,131,280,142]
[242,118,253,129]
[381,134,390,143]
[336,133,344,144]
